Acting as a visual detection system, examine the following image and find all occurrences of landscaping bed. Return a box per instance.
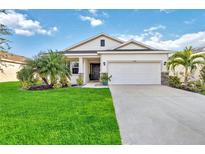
[167,75,205,95]
[0,82,121,144]
[166,46,205,95]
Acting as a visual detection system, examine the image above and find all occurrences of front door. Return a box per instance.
[90,64,100,80]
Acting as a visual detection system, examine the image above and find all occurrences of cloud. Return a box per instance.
[144,31,205,50]
[79,10,108,26]
[117,32,163,45]
[0,10,58,36]
[80,15,103,27]
[116,34,144,42]
[88,9,109,18]
[144,25,166,32]
[88,9,97,16]
[14,29,34,36]
[117,25,166,43]
[184,19,195,25]
[115,26,205,51]
[160,9,175,14]
[102,12,109,18]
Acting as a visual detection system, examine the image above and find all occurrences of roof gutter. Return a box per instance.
[64,53,99,56]
[97,51,170,54]
[1,58,27,64]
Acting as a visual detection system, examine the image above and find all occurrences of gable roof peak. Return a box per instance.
[113,39,157,50]
[63,32,124,51]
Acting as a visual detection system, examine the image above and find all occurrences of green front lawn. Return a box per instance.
[0,82,121,144]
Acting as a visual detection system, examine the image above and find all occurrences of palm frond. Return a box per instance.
[191,60,205,66]
[167,58,186,71]
[190,53,205,61]
[170,51,187,60]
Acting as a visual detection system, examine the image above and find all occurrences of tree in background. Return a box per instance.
[0,10,11,72]
[16,65,35,88]
[167,46,205,87]
[0,10,11,50]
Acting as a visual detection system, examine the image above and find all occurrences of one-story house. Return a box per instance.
[0,51,27,82]
[63,33,170,85]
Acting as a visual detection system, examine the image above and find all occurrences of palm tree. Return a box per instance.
[167,46,205,87]
[19,50,70,88]
[36,50,70,86]
[27,53,50,86]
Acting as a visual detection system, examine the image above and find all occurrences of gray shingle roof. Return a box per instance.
[193,46,205,53]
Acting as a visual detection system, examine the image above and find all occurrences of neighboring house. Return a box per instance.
[191,46,205,80]
[170,46,205,81]
[0,51,27,82]
[193,46,205,54]
[63,33,169,85]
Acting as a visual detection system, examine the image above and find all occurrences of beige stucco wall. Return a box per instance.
[100,53,168,73]
[0,60,24,82]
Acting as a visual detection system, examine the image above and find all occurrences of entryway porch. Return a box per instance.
[68,56,101,84]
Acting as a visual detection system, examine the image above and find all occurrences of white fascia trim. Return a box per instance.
[64,53,99,56]
[97,51,170,54]
[63,33,124,51]
[107,60,162,63]
[1,58,26,64]
[64,54,100,59]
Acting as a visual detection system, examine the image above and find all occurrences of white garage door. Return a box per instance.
[108,62,161,84]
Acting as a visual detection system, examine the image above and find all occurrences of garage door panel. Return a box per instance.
[108,62,161,84]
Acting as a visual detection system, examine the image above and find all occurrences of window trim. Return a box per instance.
[71,61,79,75]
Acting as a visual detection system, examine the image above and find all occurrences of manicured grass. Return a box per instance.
[0,82,121,144]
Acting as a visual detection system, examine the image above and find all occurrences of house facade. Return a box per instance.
[63,33,169,85]
[0,51,27,82]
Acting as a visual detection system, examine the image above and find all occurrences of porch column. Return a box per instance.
[83,58,89,84]
[78,57,84,74]
[78,57,84,84]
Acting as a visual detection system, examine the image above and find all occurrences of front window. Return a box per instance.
[100,39,105,47]
[71,62,79,74]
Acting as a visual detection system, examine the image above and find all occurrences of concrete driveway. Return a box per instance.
[109,85,205,144]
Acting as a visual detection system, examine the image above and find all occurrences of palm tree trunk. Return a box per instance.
[50,75,56,88]
[42,77,49,86]
[184,67,188,88]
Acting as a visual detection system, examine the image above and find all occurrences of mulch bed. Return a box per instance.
[27,84,71,90]
[28,85,53,90]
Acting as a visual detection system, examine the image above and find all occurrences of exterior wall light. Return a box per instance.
[103,62,106,66]
[164,61,167,65]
